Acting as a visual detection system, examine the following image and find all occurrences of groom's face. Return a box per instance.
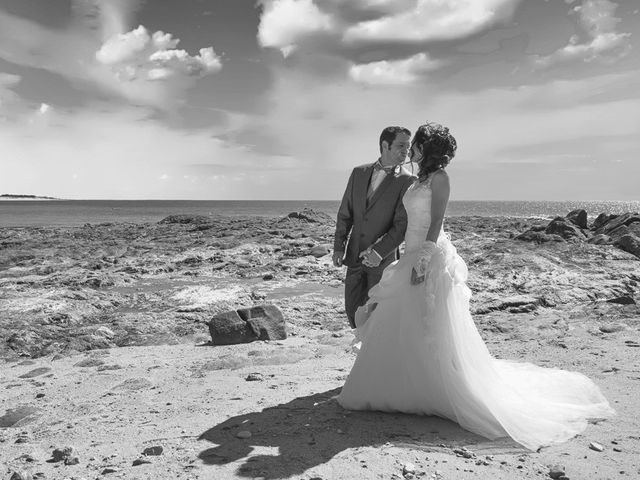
[383,133,411,165]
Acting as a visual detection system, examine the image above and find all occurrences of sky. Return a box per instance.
[0,0,638,201]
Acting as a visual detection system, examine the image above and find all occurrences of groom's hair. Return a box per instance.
[379,126,411,153]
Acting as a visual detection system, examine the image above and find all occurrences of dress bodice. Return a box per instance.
[403,179,438,253]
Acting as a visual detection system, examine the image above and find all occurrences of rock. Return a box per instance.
[592,212,616,230]
[208,304,287,346]
[606,295,635,305]
[133,458,152,466]
[587,234,611,245]
[545,217,586,241]
[589,441,605,452]
[402,462,416,476]
[514,230,565,243]
[65,456,80,465]
[548,464,566,479]
[596,212,640,235]
[51,446,75,462]
[615,234,640,259]
[599,323,627,333]
[0,406,41,428]
[18,367,51,378]
[308,244,331,258]
[74,358,105,367]
[9,471,33,480]
[608,225,631,242]
[142,445,163,456]
[262,273,274,280]
[245,373,264,381]
[285,208,333,223]
[236,430,252,439]
[566,209,588,229]
[158,214,211,225]
[101,467,119,474]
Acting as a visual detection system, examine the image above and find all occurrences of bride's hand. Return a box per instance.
[410,267,426,285]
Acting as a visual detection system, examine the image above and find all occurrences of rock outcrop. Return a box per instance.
[208,305,287,345]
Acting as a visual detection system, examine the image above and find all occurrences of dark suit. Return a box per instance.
[334,162,414,326]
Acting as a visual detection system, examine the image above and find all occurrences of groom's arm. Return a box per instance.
[334,169,355,255]
[370,180,412,260]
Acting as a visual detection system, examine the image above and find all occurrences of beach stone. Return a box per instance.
[566,209,588,229]
[208,305,286,346]
[0,406,41,428]
[9,471,33,480]
[236,430,252,439]
[592,212,616,230]
[18,367,51,378]
[599,323,627,333]
[589,441,605,452]
[615,234,640,259]
[548,464,566,479]
[597,212,640,234]
[545,217,586,241]
[606,295,636,305]
[308,244,331,258]
[51,446,75,462]
[133,458,152,466]
[142,445,163,456]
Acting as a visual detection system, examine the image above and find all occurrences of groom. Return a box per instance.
[333,126,414,328]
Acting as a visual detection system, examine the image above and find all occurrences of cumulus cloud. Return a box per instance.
[349,52,444,85]
[257,0,335,55]
[0,1,222,109]
[532,0,631,69]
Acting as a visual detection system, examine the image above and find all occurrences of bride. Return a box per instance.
[337,122,615,451]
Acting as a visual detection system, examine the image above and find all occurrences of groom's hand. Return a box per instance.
[410,267,426,285]
[332,251,344,267]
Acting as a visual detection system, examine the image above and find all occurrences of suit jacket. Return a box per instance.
[334,162,415,268]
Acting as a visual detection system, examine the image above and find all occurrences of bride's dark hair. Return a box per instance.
[411,122,457,181]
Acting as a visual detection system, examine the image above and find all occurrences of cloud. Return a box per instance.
[349,52,444,85]
[531,0,631,69]
[257,0,335,55]
[0,1,222,109]
[343,0,522,44]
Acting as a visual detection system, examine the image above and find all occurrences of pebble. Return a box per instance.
[237,430,252,439]
[65,456,80,465]
[9,471,33,480]
[142,445,163,456]
[403,462,416,477]
[133,458,152,466]
[101,467,119,474]
[245,373,264,382]
[52,446,75,462]
[549,464,566,479]
[589,441,605,452]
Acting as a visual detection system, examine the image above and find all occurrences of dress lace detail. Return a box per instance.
[338,175,615,451]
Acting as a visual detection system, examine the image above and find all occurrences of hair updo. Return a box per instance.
[411,122,457,181]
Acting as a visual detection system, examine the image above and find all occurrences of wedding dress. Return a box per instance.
[337,177,615,451]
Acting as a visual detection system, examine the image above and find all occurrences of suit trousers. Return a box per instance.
[344,263,384,328]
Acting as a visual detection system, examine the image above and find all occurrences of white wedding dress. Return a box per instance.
[337,178,615,451]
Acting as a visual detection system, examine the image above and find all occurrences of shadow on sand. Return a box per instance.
[198,388,523,479]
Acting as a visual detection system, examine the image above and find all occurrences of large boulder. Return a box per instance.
[545,217,586,241]
[615,234,640,259]
[566,209,588,229]
[592,213,616,230]
[208,304,287,345]
[595,212,640,235]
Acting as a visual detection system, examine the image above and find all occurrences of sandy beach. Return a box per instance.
[1,209,639,480]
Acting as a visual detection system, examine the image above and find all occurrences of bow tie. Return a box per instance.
[374,162,396,174]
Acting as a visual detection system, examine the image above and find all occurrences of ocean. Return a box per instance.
[1,199,639,227]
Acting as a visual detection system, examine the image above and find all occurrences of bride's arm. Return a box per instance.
[411,170,450,284]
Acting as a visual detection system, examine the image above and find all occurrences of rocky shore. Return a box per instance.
[1,208,639,480]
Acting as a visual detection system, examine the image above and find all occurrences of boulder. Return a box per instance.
[615,234,640,259]
[566,209,588,229]
[285,208,333,224]
[208,305,287,345]
[592,213,616,230]
[545,217,586,241]
[158,215,211,225]
[596,212,640,235]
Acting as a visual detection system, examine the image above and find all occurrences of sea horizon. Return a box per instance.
[2,198,639,228]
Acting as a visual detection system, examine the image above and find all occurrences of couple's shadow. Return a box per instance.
[198,387,522,479]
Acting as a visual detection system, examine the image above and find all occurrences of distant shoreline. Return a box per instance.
[0,194,62,201]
